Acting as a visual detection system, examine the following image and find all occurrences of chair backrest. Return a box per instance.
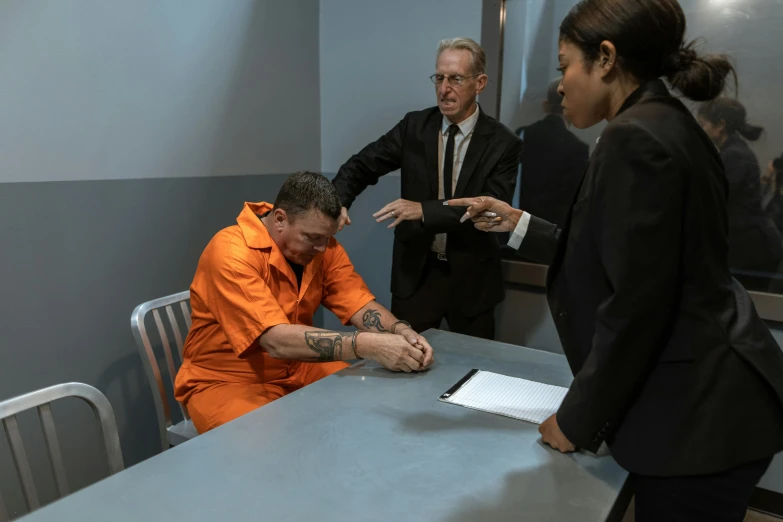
[0,382,124,521]
[130,290,191,452]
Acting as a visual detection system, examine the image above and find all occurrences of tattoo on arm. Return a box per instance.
[362,309,387,332]
[304,332,346,361]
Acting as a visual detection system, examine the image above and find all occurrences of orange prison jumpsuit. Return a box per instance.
[174,202,375,433]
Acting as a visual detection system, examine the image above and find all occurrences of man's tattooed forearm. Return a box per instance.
[304,332,347,361]
[363,309,387,332]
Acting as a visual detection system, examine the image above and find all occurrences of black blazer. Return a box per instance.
[516,80,783,476]
[723,134,765,223]
[766,190,783,237]
[333,106,522,317]
[518,115,589,227]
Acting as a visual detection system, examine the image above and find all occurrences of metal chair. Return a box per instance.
[0,382,124,521]
[131,290,198,452]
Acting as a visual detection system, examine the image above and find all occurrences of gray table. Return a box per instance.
[21,330,629,522]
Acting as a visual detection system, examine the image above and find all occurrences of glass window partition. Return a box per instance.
[497,0,783,302]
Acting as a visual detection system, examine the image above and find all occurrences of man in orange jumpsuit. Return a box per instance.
[175,171,435,433]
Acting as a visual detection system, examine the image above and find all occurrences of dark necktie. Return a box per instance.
[443,124,460,199]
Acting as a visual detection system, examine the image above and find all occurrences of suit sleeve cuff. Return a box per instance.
[507,211,532,250]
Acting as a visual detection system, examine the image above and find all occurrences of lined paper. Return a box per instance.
[440,371,568,425]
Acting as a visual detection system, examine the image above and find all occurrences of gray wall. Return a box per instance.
[319,0,483,330]
[0,0,320,182]
[0,1,319,517]
[496,285,562,354]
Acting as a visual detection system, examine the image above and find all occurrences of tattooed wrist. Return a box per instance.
[362,309,388,332]
[304,331,349,361]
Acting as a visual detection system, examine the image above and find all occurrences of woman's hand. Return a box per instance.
[446,196,522,233]
[539,414,576,453]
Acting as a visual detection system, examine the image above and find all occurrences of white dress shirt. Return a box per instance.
[433,104,480,254]
[508,211,533,250]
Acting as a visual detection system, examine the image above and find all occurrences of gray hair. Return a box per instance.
[436,37,486,75]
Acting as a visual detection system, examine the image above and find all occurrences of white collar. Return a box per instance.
[442,103,480,137]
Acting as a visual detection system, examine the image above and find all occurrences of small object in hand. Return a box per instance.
[482,212,498,218]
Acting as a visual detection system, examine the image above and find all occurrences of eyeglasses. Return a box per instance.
[429,74,481,86]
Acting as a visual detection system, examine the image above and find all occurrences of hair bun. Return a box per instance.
[664,47,697,76]
[665,39,735,102]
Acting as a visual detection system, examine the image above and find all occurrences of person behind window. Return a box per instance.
[697,98,783,278]
[447,0,783,520]
[515,79,589,228]
[762,153,783,235]
[763,155,783,293]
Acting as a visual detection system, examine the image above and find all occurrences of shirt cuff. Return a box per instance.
[507,211,531,250]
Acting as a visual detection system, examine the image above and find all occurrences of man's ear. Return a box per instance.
[475,73,488,94]
[273,208,287,232]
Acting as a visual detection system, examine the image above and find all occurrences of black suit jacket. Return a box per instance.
[518,115,589,227]
[333,106,522,317]
[516,80,783,476]
[766,191,783,237]
[722,134,765,223]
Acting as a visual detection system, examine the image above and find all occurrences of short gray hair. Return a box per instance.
[436,37,486,75]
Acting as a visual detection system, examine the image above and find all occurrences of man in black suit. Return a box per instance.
[332,37,522,339]
[515,80,589,228]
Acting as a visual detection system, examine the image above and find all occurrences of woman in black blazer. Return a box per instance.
[450,1,783,520]
[697,98,783,279]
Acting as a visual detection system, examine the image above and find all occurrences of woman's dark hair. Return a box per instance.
[697,97,764,141]
[560,0,736,101]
